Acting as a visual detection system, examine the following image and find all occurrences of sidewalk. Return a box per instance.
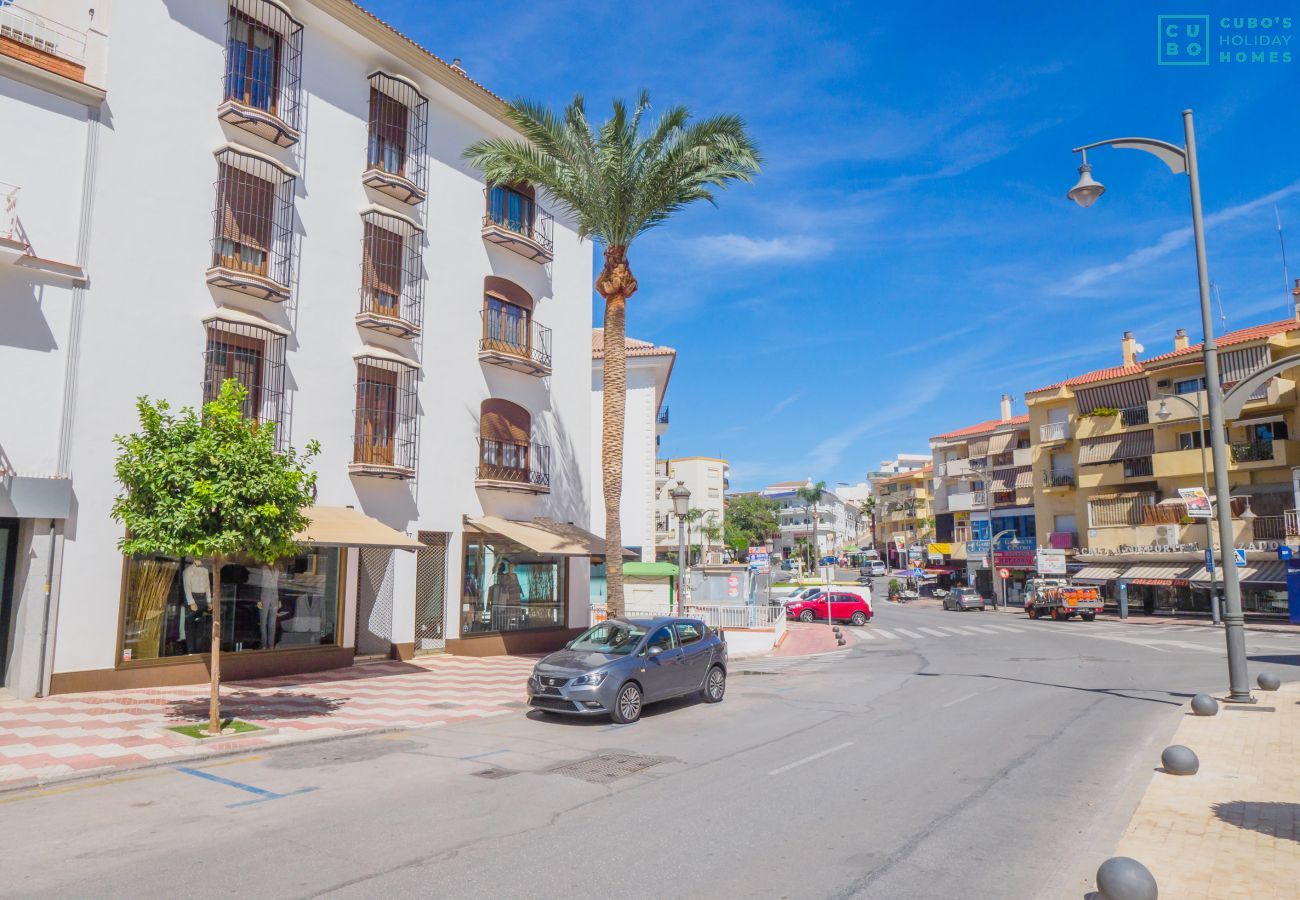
[1095,612,1300,635]
[771,621,857,656]
[1112,681,1300,898]
[0,654,535,790]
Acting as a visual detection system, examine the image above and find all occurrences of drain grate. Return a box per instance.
[548,752,670,784]
[472,767,516,779]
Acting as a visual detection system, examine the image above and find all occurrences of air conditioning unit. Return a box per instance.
[1156,379,1171,388]
[1153,525,1177,547]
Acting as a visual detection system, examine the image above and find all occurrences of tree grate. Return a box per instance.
[547,752,671,784]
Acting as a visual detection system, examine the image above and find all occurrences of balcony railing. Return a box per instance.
[208,149,296,302]
[658,406,670,425]
[1123,457,1154,478]
[990,452,1015,468]
[478,310,552,376]
[0,4,88,82]
[219,3,304,147]
[1042,470,1075,488]
[481,186,554,262]
[1121,405,1150,427]
[357,211,424,337]
[476,439,551,492]
[1047,531,1077,549]
[1286,509,1300,537]
[363,72,429,205]
[1039,421,1070,443]
[1252,515,1286,541]
[1230,440,1274,463]
[992,490,1017,507]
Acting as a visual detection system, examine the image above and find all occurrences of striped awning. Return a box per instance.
[1072,564,1124,584]
[1014,467,1034,489]
[968,437,989,458]
[1079,430,1155,465]
[1188,560,1287,587]
[986,431,1017,454]
[1219,345,1269,383]
[1075,378,1151,415]
[1121,562,1198,586]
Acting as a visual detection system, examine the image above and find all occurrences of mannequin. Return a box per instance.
[182,560,212,653]
[259,563,281,649]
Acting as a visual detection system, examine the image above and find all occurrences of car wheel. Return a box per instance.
[609,682,642,724]
[850,611,867,626]
[702,665,726,703]
[1081,612,1096,622]
[799,609,815,623]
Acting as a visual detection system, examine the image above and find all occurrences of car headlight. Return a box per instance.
[571,672,607,687]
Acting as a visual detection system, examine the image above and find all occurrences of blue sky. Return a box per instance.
[367,1,1300,491]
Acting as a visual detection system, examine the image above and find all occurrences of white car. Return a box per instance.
[862,561,887,577]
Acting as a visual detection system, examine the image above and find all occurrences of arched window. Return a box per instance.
[477,399,549,491]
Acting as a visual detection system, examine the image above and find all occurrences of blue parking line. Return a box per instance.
[175,765,319,809]
[462,749,509,761]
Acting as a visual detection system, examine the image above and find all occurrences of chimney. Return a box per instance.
[1174,328,1189,351]
[450,57,465,73]
[1293,278,1300,321]
[1122,331,1138,367]
[1000,393,1012,422]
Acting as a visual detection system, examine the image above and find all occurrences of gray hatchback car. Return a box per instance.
[528,617,728,724]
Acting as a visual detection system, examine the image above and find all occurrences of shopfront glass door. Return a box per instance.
[0,519,18,684]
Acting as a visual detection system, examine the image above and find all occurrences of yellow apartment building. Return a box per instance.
[872,464,934,569]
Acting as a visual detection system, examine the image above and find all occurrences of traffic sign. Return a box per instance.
[998,568,1010,580]
[1234,548,1247,568]
[1204,548,1215,572]
[911,567,925,579]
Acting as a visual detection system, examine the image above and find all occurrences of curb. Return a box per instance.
[1092,615,1299,635]
[0,724,409,797]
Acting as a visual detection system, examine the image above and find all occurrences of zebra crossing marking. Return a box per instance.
[894,628,923,639]
[919,628,949,637]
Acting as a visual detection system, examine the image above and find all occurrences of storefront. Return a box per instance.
[69,506,423,693]
[454,515,611,656]
[1118,563,1199,616]
[1186,561,1289,616]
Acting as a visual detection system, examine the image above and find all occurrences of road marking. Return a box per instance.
[174,766,319,809]
[769,741,854,776]
[894,628,924,639]
[939,626,973,635]
[963,626,999,635]
[0,771,162,805]
[941,691,981,708]
[875,629,900,640]
[462,749,509,761]
[194,755,267,769]
[919,628,949,637]
[986,624,1025,633]
[856,630,877,640]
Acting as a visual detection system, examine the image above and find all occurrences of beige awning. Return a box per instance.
[295,506,423,550]
[465,515,635,558]
[986,431,1017,454]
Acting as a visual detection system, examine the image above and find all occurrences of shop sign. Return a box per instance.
[1178,487,1212,519]
[993,550,1036,568]
[1087,540,1282,556]
[1036,549,1067,576]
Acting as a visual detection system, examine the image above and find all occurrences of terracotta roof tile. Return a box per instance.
[1028,364,1146,395]
[591,329,676,359]
[1144,318,1297,364]
[932,415,1029,441]
[878,465,933,483]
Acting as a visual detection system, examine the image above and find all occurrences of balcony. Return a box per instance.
[0,3,88,83]
[946,490,985,511]
[990,451,1015,468]
[218,5,304,147]
[1123,456,1154,478]
[356,209,424,338]
[1121,405,1150,427]
[1039,420,1071,443]
[1154,440,1298,478]
[991,490,1017,507]
[1042,470,1075,490]
[475,439,551,493]
[361,72,429,206]
[1012,447,1033,467]
[477,312,552,377]
[1047,531,1077,549]
[481,186,554,263]
[1231,440,1274,464]
[207,149,296,302]
[942,458,973,478]
[1286,509,1300,537]
[1251,515,1286,541]
[657,406,670,435]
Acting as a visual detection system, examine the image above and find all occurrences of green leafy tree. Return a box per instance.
[724,522,750,560]
[724,493,780,552]
[112,380,320,736]
[464,93,760,616]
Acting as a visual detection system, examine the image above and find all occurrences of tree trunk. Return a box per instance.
[209,554,223,736]
[596,246,637,618]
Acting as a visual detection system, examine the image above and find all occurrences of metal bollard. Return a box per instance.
[1257,671,1281,691]
[1096,856,1158,900]
[1161,744,1199,776]
[1190,693,1219,716]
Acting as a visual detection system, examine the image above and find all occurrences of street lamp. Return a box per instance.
[1155,392,1221,624]
[1070,109,1252,702]
[669,480,691,614]
[988,529,1022,610]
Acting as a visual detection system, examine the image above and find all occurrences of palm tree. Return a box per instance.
[464,93,760,616]
[794,480,828,564]
[701,515,723,564]
[683,507,705,566]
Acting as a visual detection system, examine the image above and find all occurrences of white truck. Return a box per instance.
[1024,578,1102,621]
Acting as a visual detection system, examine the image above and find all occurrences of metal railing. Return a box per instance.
[483,186,555,254]
[1047,531,1077,549]
[658,406,670,425]
[0,182,18,243]
[1286,509,1300,536]
[479,310,552,369]
[1042,470,1075,488]
[591,603,787,633]
[1123,456,1154,478]
[1121,405,1150,426]
[1039,421,1070,442]
[1230,440,1274,463]
[476,439,551,488]
[0,3,88,64]
[1251,515,1286,540]
[465,604,562,634]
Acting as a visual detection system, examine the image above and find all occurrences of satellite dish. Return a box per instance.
[1134,343,1145,354]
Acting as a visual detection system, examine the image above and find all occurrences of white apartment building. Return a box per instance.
[655,457,729,562]
[761,480,862,558]
[589,330,674,570]
[0,0,597,698]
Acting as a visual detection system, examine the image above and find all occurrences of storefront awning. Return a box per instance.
[295,506,424,550]
[1121,563,1198,587]
[1072,564,1124,584]
[624,561,678,577]
[465,515,635,558]
[1187,560,1287,587]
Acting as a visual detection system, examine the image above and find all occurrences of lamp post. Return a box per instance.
[1156,392,1221,624]
[988,529,1021,610]
[1070,109,1252,702]
[669,480,691,615]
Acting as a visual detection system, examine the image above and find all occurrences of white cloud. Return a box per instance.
[692,233,833,264]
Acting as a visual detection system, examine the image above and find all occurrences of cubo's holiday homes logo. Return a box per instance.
[1158,15,1293,65]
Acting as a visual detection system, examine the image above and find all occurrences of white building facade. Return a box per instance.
[654,457,729,562]
[589,331,674,575]
[0,0,596,698]
[762,480,862,558]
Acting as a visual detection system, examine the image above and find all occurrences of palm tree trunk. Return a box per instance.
[209,554,223,735]
[597,246,637,618]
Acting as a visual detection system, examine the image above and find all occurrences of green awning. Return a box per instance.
[623,562,679,577]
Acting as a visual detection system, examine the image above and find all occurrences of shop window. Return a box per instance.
[119,548,341,663]
[461,534,566,634]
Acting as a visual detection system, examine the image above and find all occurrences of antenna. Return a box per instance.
[1276,205,1291,319]
[1212,282,1227,332]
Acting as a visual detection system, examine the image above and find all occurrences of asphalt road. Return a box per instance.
[5,587,1298,900]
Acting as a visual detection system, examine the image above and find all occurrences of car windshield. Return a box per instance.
[569,621,648,655]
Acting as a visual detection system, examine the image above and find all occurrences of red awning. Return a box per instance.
[1129,578,1190,587]
[925,565,961,573]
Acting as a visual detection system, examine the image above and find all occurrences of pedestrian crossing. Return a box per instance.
[852,621,1029,641]
[733,650,849,675]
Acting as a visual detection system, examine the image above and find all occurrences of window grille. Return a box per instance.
[483,184,554,256]
[352,358,418,474]
[210,148,296,298]
[365,72,428,203]
[480,303,552,369]
[358,208,423,332]
[201,320,287,449]
[478,439,551,489]
[222,0,303,140]
[1088,492,1156,527]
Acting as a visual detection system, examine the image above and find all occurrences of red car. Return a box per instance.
[785,591,872,625]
